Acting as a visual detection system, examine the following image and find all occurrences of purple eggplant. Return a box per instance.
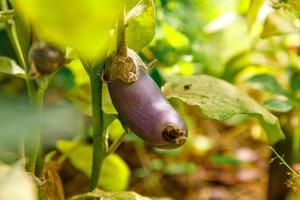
[108,66,188,149]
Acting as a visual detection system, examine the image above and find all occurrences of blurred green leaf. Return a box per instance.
[223,51,279,81]
[13,0,123,59]
[0,10,14,23]
[211,154,242,166]
[69,189,151,200]
[161,22,189,50]
[126,0,156,52]
[163,75,285,144]
[246,0,265,29]
[0,163,36,200]
[288,66,300,93]
[248,74,289,96]
[56,140,130,191]
[164,162,197,175]
[261,11,298,38]
[0,56,25,78]
[264,99,293,113]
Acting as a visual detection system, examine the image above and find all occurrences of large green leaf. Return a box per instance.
[126,0,156,52]
[162,75,284,144]
[0,56,26,78]
[56,140,130,191]
[13,0,123,59]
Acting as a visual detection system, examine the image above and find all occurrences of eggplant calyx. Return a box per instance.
[102,48,149,83]
[162,125,187,145]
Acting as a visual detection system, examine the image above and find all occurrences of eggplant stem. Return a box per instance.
[116,6,127,57]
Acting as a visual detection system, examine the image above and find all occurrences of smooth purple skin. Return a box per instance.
[108,68,188,149]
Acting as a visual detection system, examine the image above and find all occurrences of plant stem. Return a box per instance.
[292,107,300,163]
[88,64,105,191]
[116,7,127,57]
[105,132,126,156]
[1,0,44,173]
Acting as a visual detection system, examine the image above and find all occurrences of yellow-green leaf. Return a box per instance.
[13,0,123,59]
[162,75,284,144]
[56,140,130,191]
[126,0,156,52]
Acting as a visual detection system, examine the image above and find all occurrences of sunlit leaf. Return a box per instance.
[126,0,156,52]
[56,140,130,191]
[162,75,284,144]
[0,56,26,78]
[261,11,298,38]
[161,22,189,50]
[13,0,123,59]
[223,51,282,81]
[246,0,265,29]
[0,163,36,200]
[248,74,289,96]
[264,99,293,113]
[69,189,151,200]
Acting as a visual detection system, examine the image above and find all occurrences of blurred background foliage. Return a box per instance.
[1,0,300,199]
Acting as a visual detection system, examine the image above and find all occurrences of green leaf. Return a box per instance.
[13,0,123,59]
[0,56,26,78]
[0,10,14,23]
[69,189,151,200]
[261,11,298,38]
[161,22,189,50]
[248,74,289,96]
[211,154,242,166]
[264,99,293,113]
[126,0,156,52]
[56,140,130,191]
[162,75,284,144]
[246,0,265,29]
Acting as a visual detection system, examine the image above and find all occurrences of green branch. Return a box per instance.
[88,64,105,191]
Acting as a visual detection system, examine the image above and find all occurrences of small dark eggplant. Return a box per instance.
[28,41,65,76]
[107,55,187,149]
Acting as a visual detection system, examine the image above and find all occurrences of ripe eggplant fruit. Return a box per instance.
[28,41,65,76]
[107,51,188,149]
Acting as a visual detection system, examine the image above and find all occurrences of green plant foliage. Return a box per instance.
[246,0,265,29]
[0,10,14,23]
[162,75,284,144]
[248,74,290,96]
[211,154,242,166]
[261,11,298,38]
[126,0,156,52]
[161,22,189,51]
[264,99,293,112]
[56,140,130,191]
[0,56,25,78]
[13,0,123,59]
